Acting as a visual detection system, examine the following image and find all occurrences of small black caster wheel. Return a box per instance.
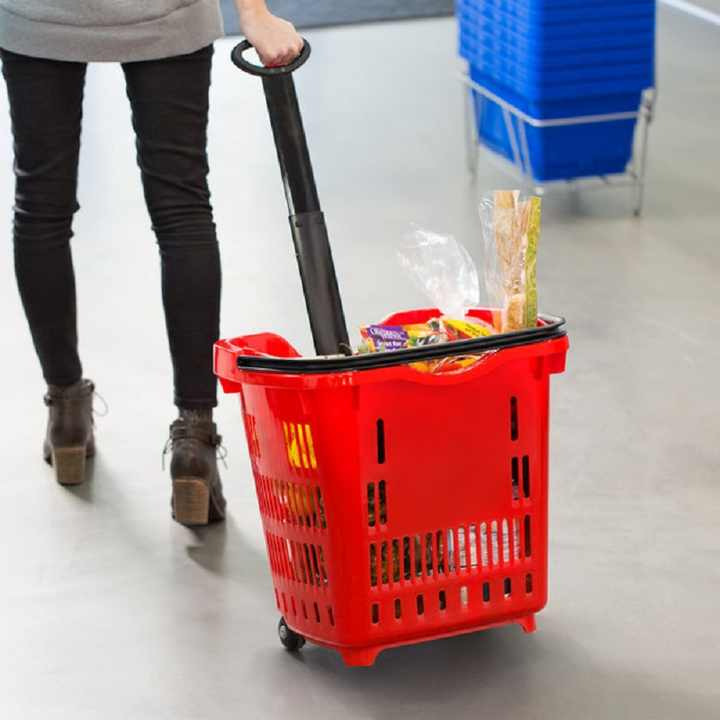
[278,617,306,652]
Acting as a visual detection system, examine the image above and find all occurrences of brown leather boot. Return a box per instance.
[43,379,96,486]
[167,410,226,527]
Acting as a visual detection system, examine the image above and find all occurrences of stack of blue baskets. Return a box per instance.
[458,0,656,181]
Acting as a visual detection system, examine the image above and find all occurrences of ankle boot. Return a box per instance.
[167,410,226,526]
[43,379,96,486]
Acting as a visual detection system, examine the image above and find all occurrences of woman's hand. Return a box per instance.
[238,4,303,67]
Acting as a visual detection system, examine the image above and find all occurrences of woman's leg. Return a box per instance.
[122,46,224,525]
[1,50,86,386]
[121,45,221,410]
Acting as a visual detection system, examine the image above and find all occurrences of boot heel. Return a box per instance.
[52,447,87,486]
[172,478,210,526]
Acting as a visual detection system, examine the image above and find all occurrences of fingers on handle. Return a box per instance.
[231,38,311,77]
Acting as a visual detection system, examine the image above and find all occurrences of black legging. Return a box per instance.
[1,45,221,409]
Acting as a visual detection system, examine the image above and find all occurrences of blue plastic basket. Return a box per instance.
[459,18,655,51]
[464,43,653,71]
[460,28,654,61]
[459,28,655,66]
[469,70,641,181]
[478,6,653,24]
[470,0,651,7]
[459,0,653,181]
[472,50,653,81]
[459,0,654,16]
[458,0,655,25]
[458,7,655,37]
[468,62,652,101]
[469,66,642,118]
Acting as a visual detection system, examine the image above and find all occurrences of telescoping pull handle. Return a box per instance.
[231,39,351,357]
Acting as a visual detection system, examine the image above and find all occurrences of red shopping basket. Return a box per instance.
[215,308,568,666]
[220,42,568,666]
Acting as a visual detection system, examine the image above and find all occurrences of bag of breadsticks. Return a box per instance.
[479,190,541,333]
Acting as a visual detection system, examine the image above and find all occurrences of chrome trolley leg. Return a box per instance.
[634,90,655,217]
[464,84,479,177]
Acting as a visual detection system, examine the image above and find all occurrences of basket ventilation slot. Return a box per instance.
[369,516,528,587]
[257,476,327,530]
[512,455,531,502]
[266,532,329,588]
[377,419,386,464]
[367,481,387,527]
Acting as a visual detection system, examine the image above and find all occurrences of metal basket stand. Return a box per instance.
[462,70,656,216]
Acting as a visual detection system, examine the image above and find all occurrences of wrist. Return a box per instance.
[236,1,270,20]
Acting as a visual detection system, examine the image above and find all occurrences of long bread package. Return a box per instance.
[481,190,541,333]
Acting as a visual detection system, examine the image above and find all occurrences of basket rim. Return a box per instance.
[234,314,566,375]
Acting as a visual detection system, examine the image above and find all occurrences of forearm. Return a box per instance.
[234,0,269,17]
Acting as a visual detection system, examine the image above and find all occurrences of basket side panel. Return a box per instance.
[239,383,365,645]
[353,354,553,647]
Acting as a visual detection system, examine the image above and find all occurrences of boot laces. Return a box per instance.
[161,430,228,470]
[92,389,109,418]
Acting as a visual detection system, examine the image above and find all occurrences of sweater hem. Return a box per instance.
[0,0,225,62]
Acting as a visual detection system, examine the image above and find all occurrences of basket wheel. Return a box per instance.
[278,617,306,652]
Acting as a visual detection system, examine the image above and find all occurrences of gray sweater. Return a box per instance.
[0,1,225,62]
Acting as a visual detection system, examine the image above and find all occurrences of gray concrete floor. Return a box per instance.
[1,7,719,720]
[678,0,720,16]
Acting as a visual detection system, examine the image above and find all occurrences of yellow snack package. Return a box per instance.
[442,317,495,341]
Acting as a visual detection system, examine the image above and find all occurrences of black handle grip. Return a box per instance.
[231,38,311,77]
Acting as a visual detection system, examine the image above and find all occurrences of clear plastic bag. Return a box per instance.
[479,191,541,333]
[397,226,480,319]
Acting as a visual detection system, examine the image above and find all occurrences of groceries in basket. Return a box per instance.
[358,316,495,353]
[357,192,542,372]
[359,319,446,353]
[358,316,496,374]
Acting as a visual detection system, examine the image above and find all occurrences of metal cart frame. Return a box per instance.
[462,71,656,216]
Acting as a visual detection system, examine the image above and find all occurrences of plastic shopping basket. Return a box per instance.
[216,41,569,667]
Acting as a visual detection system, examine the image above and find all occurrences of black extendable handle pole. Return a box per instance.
[261,74,319,215]
[231,41,351,357]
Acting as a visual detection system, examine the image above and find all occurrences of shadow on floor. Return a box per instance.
[184,513,271,591]
[258,626,716,719]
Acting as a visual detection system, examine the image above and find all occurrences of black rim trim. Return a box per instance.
[234,315,566,375]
